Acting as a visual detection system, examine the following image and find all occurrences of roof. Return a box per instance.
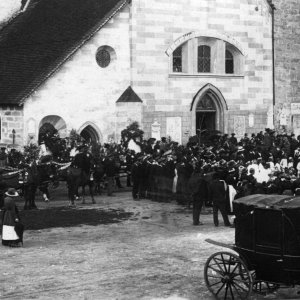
[116,86,143,103]
[0,0,129,105]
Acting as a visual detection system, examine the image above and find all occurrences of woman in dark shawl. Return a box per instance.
[1,188,24,247]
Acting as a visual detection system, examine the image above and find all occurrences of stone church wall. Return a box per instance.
[273,0,300,135]
[131,0,273,143]
[0,106,23,145]
[23,5,132,144]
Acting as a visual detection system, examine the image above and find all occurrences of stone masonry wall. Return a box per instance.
[0,106,23,145]
[131,0,273,143]
[273,0,300,134]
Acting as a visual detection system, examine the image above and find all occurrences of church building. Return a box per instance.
[0,0,278,145]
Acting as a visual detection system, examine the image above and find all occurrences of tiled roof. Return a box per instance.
[116,86,143,103]
[0,0,129,105]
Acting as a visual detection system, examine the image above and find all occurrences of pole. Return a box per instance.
[12,129,15,145]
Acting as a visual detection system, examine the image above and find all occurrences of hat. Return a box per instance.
[228,168,236,173]
[163,149,172,156]
[5,188,19,197]
[231,133,235,136]
[228,160,236,167]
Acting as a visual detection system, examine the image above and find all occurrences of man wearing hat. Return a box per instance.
[0,169,7,209]
[1,188,24,247]
[208,172,232,227]
[229,133,238,147]
[0,146,8,168]
[188,163,208,225]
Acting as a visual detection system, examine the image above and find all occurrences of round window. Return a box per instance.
[96,49,111,68]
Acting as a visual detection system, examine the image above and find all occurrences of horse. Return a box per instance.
[66,166,96,205]
[22,161,57,210]
[92,160,105,195]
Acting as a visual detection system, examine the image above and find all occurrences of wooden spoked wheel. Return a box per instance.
[204,251,253,299]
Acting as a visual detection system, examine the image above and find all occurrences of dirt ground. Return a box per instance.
[1,185,299,300]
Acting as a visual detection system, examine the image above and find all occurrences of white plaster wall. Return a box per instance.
[23,6,131,144]
[0,1,20,26]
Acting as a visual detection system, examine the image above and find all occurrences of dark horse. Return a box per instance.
[22,162,57,210]
[66,166,96,205]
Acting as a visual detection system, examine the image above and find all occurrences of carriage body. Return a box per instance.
[233,194,300,286]
[204,194,300,299]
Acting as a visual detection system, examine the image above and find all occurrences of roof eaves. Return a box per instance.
[18,0,130,106]
[0,12,22,33]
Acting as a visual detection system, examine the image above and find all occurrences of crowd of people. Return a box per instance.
[127,129,300,226]
[2,127,300,248]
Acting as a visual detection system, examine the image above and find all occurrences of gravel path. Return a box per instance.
[1,190,299,299]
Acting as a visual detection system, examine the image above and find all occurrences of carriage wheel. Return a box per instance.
[204,251,253,299]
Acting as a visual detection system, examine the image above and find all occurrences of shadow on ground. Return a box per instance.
[19,207,134,230]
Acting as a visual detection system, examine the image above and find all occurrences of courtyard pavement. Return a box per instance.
[1,186,299,300]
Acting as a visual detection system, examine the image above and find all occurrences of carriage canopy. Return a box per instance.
[233,194,300,258]
[233,194,300,209]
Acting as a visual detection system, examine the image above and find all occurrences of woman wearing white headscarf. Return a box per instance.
[1,188,24,247]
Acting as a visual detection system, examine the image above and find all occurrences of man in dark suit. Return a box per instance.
[188,164,208,225]
[72,145,92,175]
[103,154,117,196]
[209,172,232,227]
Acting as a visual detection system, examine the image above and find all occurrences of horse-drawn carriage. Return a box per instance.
[204,194,300,299]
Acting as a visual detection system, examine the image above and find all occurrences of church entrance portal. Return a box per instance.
[38,115,67,143]
[80,125,100,143]
[191,84,228,140]
[196,93,217,142]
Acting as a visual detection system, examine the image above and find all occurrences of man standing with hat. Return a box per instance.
[0,146,8,168]
[208,172,232,227]
[188,163,208,225]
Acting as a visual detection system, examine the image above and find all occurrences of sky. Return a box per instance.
[0,1,21,24]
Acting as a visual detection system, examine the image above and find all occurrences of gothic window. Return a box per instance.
[226,50,234,74]
[198,45,211,73]
[173,46,182,72]
[196,94,216,111]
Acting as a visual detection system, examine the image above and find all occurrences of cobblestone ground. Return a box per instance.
[1,186,299,300]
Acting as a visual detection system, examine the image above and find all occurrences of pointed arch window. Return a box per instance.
[226,50,234,74]
[198,45,211,73]
[172,46,182,72]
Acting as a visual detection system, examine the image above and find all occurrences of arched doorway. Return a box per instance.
[196,93,217,134]
[38,115,67,143]
[78,122,101,144]
[191,84,228,136]
[39,123,57,142]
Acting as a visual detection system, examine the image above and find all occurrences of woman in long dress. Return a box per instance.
[1,188,24,247]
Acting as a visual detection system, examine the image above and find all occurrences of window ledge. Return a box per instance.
[169,73,244,79]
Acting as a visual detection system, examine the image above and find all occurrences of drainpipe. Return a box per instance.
[271,4,276,128]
